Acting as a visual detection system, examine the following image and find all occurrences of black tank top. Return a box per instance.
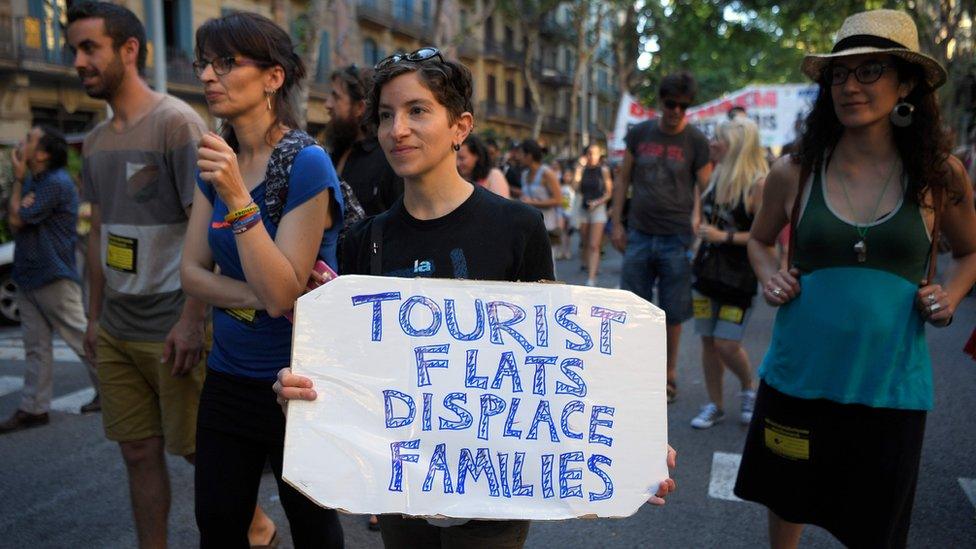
[579,166,605,202]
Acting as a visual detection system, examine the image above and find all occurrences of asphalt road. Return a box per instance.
[1,246,974,548]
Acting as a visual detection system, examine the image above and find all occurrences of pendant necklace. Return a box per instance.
[835,157,900,263]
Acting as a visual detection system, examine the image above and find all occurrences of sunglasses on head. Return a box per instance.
[374,47,444,70]
[662,99,691,111]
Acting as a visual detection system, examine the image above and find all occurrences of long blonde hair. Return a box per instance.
[708,117,768,213]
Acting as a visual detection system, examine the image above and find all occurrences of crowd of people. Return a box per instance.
[2,2,976,548]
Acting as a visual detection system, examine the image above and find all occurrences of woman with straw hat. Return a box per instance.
[734,9,976,548]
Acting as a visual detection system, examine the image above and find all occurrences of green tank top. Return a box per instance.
[794,163,930,283]
[758,160,935,410]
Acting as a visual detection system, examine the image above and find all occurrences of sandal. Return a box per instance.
[666,381,677,404]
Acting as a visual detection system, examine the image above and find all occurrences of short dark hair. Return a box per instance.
[36,126,68,170]
[366,55,474,129]
[519,139,544,162]
[728,106,746,119]
[659,71,698,101]
[331,64,373,103]
[67,1,147,72]
[195,12,307,150]
[462,135,491,182]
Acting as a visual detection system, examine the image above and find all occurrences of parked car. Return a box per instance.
[0,241,18,324]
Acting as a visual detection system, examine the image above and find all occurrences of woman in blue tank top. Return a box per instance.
[734,10,976,548]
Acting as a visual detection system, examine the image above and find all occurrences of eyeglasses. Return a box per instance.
[374,47,444,70]
[192,56,263,78]
[827,61,893,86]
[662,99,691,111]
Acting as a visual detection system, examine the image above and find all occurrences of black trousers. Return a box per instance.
[195,369,344,549]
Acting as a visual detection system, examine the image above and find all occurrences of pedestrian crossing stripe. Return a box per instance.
[50,388,96,414]
[708,452,744,502]
[0,375,24,398]
[959,478,976,512]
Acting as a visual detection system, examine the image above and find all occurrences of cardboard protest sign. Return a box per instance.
[283,275,668,520]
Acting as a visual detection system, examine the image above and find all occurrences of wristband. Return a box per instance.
[725,231,735,244]
[232,211,262,234]
[224,202,258,223]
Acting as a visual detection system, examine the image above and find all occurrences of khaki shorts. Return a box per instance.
[97,327,206,456]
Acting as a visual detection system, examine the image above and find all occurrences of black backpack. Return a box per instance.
[263,129,366,251]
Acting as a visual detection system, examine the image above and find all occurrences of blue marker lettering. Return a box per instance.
[486,301,534,353]
[526,400,560,442]
[388,439,420,492]
[439,392,473,430]
[478,393,507,441]
[554,305,593,352]
[414,344,449,387]
[422,443,454,493]
[555,357,587,397]
[503,397,523,438]
[559,451,584,498]
[490,351,523,393]
[399,295,442,337]
[464,349,488,389]
[541,454,555,499]
[456,448,500,496]
[590,306,627,355]
[587,454,614,501]
[525,355,558,396]
[534,305,549,347]
[589,405,615,447]
[351,292,401,341]
[445,298,485,341]
[383,390,415,428]
[560,400,585,440]
[511,451,534,496]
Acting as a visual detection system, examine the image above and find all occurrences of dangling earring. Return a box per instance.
[890,100,914,127]
[266,89,275,111]
[452,143,461,152]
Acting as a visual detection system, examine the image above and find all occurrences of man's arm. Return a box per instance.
[692,163,712,234]
[84,205,105,362]
[610,150,634,252]
[163,204,208,377]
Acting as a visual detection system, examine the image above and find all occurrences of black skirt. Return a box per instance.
[734,380,926,549]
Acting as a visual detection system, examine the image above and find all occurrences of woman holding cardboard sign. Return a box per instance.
[274,47,677,547]
[736,10,976,548]
[179,11,345,548]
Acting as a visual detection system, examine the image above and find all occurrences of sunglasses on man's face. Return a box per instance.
[374,47,444,70]
[662,99,691,111]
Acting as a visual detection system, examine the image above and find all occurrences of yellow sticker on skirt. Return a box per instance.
[106,234,137,273]
[764,419,810,460]
[693,296,712,319]
[718,305,745,324]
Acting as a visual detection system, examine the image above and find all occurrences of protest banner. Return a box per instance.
[686,84,819,147]
[283,275,669,520]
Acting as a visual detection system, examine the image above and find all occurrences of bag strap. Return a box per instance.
[264,129,317,227]
[369,212,385,276]
[786,162,813,268]
[922,185,944,286]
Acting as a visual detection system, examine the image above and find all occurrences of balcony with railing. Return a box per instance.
[532,60,573,87]
[543,115,569,133]
[0,15,75,75]
[357,0,433,41]
[480,100,535,127]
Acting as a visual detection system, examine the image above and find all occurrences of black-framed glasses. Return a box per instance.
[374,47,444,70]
[192,56,262,78]
[662,99,691,111]
[827,61,893,86]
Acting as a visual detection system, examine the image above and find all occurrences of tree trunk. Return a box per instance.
[519,21,545,139]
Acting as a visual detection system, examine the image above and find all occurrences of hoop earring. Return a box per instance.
[890,100,914,128]
[452,143,461,152]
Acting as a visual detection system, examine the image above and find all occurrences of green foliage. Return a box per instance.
[634,0,901,104]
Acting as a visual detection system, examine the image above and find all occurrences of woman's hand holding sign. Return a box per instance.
[274,367,316,412]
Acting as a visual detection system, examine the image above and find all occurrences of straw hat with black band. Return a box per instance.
[801,9,947,91]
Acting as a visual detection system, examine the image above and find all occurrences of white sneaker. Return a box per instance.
[691,403,724,429]
[740,389,756,424]
[585,278,597,287]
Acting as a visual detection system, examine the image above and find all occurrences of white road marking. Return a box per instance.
[0,375,25,397]
[959,478,976,511]
[50,387,97,414]
[708,452,744,502]
[0,340,81,363]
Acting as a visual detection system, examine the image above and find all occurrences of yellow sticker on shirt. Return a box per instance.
[718,305,745,324]
[225,308,257,324]
[693,296,712,319]
[764,419,810,460]
[106,234,137,273]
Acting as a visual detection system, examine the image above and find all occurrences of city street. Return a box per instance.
[1,247,974,548]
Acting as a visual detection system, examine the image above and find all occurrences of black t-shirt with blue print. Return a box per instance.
[341,186,554,282]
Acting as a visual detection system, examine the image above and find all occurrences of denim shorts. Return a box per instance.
[620,229,693,325]
[692,291,752,341]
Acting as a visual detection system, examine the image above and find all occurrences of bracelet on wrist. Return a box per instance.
[224,201,258,223]
[232,211,262,235]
